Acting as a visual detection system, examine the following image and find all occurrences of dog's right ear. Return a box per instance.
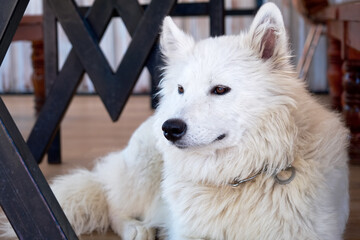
[160,17,195,59]
[247,3,289,63]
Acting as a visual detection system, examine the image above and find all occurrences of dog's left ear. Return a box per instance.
[160,17,195,60]
[248,3,288,61]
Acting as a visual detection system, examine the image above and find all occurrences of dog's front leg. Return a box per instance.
[109,215,156,240]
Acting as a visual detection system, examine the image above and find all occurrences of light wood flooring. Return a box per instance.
[1,95,359,240]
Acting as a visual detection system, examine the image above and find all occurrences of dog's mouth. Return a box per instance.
[173,142,188,149]
[171,133,227,149]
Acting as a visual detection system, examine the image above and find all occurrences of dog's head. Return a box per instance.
[155,3,301,175]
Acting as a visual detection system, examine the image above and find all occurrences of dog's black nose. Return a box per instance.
[162,119,187,142]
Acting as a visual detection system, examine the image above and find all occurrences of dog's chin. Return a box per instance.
[171,133,227,150]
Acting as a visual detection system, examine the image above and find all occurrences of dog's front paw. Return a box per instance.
[124,223,155,240]
[114,220,155,240]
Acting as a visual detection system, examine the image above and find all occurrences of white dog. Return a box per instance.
[1,3,349,240]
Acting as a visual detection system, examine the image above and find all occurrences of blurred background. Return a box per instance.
[0,0,353,96]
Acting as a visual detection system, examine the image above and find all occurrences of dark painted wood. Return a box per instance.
[45,0,175,121]
[169,2,209,16]
[111,0,176,119]
[46,0,115,117]
[28,0,114,163]
[0,98,78,239]
[113,0,144,35]
[48,131,62,164]
[0,0,29,64]
[1,1,76,239]
[89,3,260,17]
[43,0,58,94]
[256,0,263,8]
[209,0,225,36]
[150,43,163,109]
[28,0,176,162]
[27,46,84,163]
[43,0,62,164]
[225,9,259,16]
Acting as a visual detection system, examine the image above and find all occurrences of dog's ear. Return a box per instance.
[160,17,195,59]
[248,3,288,61]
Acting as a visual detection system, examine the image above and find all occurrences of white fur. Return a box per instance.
[0,117,165,240]
[1,3,349,240]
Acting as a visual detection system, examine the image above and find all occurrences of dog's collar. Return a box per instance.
[229,165,296,187]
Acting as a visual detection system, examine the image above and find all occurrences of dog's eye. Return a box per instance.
[211,85,231,95]
[178,85,184,94]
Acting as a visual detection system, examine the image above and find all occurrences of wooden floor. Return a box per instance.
[1,95,359,239]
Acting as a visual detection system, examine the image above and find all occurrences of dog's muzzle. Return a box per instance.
[162,118,187,142]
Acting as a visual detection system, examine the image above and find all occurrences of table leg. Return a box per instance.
[31,40,45,115]
[342,59,360,164]
[327,37,343,111]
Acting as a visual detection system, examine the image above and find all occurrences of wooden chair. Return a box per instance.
[12,15,45,115]
[293,0,327,80]
[294,0,360,164]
